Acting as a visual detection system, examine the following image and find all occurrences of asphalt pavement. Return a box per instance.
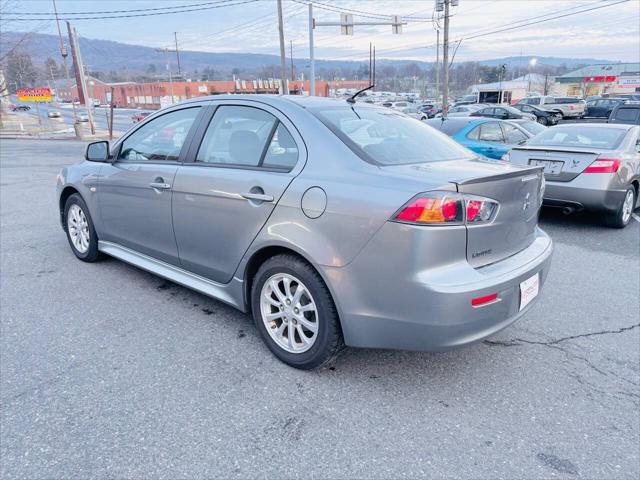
[1,139,638,479]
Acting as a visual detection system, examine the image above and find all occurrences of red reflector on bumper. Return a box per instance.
[471,293,498,307]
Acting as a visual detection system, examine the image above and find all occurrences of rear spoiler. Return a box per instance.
[456,165,543,185]
[510,146,600,155]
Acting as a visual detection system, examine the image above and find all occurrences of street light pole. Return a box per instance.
[308,2,315,96]
[442,0,450,115]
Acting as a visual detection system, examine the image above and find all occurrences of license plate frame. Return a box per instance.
[529,159,563,175]
[519,272,540,311]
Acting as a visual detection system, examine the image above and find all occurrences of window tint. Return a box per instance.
[197,106,277,166]
[118,107,199,162]
[502,123,528,143]
[479,122,504,142]
[262,123,299,170]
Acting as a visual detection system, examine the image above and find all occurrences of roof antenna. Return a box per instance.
[347,43,375,104]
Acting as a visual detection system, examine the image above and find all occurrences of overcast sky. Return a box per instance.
[8,0,640,62]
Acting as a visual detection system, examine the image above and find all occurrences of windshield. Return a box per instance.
[311,106,476,165]
[528,126,626,149]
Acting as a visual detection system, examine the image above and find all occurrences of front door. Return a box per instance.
[172,103,303,283]
[98,106,202,264]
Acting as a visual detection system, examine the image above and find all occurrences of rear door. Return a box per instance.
[172,102,305,283]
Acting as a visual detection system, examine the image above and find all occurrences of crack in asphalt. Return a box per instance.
[483,323,640,347]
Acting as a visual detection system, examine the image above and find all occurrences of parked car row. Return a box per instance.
[430,114,639,228]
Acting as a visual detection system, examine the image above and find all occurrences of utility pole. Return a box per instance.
[67,22,95,134]
[52,0,78,135]
[156,48,175,104]
[277,0,288,94]
[290,40,295,81]
[442,0,450,115]
[174,32,181,76]
[48,63,58,99]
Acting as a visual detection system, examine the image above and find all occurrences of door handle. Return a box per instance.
[241,192,274,202]
[149,182,171,190]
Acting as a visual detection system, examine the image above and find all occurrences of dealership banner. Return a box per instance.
[17,87,52,102]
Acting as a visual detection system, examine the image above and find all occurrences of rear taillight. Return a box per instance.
[394,192,498,225]
[583,158,620,173]
[394,193,463,224]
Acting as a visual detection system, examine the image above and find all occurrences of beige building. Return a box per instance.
[554,63,640,98]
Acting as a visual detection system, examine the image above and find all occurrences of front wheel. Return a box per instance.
[251,254,343,369]
[64,193,101,261]
[604,187,636,228]
[537,116,548,125]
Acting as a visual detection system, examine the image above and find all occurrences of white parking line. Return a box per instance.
[632,213,640,223]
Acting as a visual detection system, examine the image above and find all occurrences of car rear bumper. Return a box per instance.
[322,226,553,351]
[543,176,626,212]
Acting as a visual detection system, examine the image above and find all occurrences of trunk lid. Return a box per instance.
[509,146,602,182]
[380,158,544,268]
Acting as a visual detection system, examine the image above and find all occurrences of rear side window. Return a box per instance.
[196,105,298,170]
[118,107,200,162]
[262,123,299,170]
[502,123,528,143]
[478,122,504,142]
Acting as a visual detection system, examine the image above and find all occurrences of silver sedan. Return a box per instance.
[506,123,640,227]
[56,95,552,369]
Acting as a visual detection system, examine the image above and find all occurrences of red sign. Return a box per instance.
[583,76,617,83]
[17,87,52,102]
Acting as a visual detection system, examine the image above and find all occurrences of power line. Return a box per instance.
[5,0,260,21]
[3,0,240,16]
[324,0,631,60]
[291,0,431,23]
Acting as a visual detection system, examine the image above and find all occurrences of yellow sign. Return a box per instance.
[17,87,52,102]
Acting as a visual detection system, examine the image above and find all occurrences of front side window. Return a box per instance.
[479,122,504,142]
[118,107,200,162]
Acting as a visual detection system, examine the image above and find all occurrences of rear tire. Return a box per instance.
[251,254,344,370]
[64,193,101,262]
[604,186,636,228]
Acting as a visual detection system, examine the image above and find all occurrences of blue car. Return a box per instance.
[425,117,533,159]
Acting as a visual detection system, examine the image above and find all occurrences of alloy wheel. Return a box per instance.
[622,189,634,224]
[260,273,318,354]
[67,204,90,253]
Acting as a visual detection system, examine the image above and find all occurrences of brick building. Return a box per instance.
[58,77,374,108]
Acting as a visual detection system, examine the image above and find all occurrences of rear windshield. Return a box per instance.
[612,107,640,123]
[527,126,626,149]
[517,121,546,135]
[310,106,475,165]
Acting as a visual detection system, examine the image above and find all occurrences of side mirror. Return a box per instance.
[502,112,510,119]
[85,141,109,162]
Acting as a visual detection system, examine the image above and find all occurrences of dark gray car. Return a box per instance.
[57,95,552,369]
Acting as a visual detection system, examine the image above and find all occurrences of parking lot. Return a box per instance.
[1,139,638,478]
